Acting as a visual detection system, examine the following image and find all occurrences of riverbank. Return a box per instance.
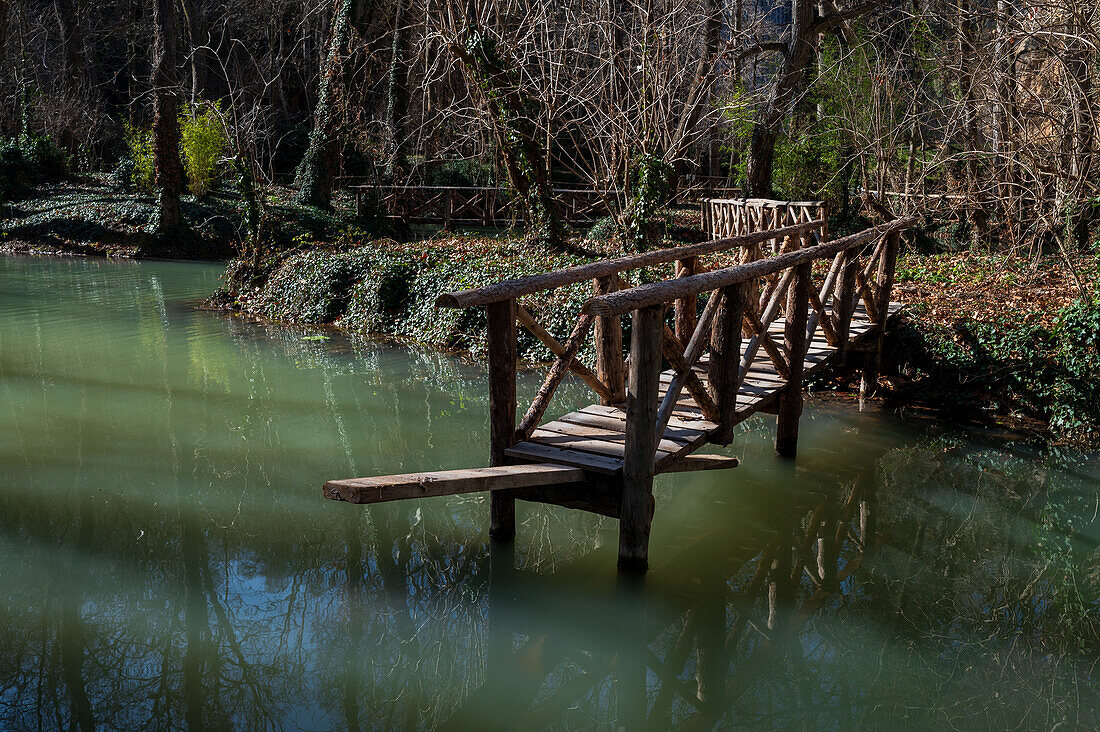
[217,231,1100,445]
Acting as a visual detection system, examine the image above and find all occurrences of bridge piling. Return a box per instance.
[620,304,663,572]
[487,298,518,540]
[776,259,811,458]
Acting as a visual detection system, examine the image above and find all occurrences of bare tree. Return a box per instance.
[152,0,184,231]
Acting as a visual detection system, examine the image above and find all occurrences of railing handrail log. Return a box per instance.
[704,197,826,207]
[582,219,915,318]
[435,220,825,309]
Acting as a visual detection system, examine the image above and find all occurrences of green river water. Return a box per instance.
[0,254,1098,730]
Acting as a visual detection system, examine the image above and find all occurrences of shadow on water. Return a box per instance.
[0,255,1098,729]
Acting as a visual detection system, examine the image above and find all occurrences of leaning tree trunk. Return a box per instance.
[745,0,838,197]
[295,0,374,209]
[0,0,9,59]
[382,0,411,184]
[451,33,564,250]
[152,0,183,232]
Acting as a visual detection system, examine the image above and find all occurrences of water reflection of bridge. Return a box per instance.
[437,468,879,730]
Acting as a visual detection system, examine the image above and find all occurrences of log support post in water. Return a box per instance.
[776,260,811,458]
[487,298,517,541]
[620,304,663,572]
[861,231,900,398]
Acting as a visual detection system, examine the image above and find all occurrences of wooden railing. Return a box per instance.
[702,198,828,246]
[357,186,613,227]
[357,184,746,227]
[585,217,912,450]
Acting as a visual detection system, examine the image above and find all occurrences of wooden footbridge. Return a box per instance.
[325,206,913,571]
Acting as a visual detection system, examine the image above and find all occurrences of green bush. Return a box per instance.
[0,132,67,202]
[248,236,607,362]
[180,103,228,198]
[124,122,155,193]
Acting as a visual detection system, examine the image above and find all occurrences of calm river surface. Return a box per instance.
[1,254,1098,730]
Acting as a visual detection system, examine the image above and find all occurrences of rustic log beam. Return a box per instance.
[776,263,811,457]
[660,326,719,423]
[656,292,722,433]
[861,231,901,397]
[487,299,518,540]
[583,219,914,317]
[674,257,698,343]
[620,304,663,572]
[517,314,595,439]
[743,307,791,379]
[438,220,825,308]
[515,304,613,402]
[834,248,858,366]
[806,250,845,347]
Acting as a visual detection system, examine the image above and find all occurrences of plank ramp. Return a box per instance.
[324,454,739,505]
[504,303,900,475]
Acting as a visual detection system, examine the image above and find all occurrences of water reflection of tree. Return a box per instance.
[435,426,1100,729]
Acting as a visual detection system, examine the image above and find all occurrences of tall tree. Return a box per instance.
[152,0,184,231]
[295,0,373,209]
[449,27,565,250]
[382,0,411,184]
[0,0,9,59]
[745,0,880,196]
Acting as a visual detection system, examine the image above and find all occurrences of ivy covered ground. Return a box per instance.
[0,180,356,259]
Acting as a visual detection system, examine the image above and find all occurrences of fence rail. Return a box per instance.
[353,183,746,228]
[702,198,828,246]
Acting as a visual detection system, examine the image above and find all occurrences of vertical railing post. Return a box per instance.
[674,257,698,343]
[834,246,858,368]
[708,283,745,446]
[860,231,901,397]
[619,304,663,572]
[775,261,811,457]
[486,299,517,540]
[594,276,626,404]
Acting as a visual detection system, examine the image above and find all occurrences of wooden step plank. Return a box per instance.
[560,410,709,445]
[538,419,691,452]
[529,429,682,462]
[324,464,586,504]
[660,454,740,473]
[506,441,624,474]
[581,403,718,433]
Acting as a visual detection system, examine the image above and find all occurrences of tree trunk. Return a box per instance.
[382,0,411,184]
[153,0,183,232]
[745,0,836,197]
[296,0,358,208]
[0,0,9,59]
[451,32,564,250]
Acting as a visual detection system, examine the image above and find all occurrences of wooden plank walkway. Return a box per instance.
[505,303,901,475]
